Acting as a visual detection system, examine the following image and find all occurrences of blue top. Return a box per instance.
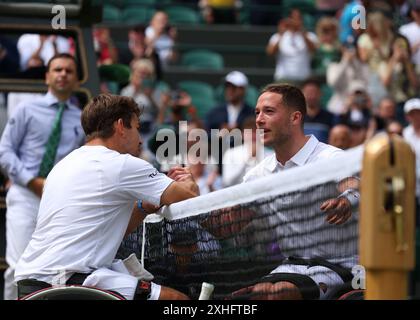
[0,91,85,186]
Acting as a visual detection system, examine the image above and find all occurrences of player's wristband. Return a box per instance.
[338,189,360,208]
[137,200,147,214]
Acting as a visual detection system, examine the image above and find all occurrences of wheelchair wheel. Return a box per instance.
[21,285,125,300]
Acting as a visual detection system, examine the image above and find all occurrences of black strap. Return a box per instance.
[285,256,354,283]
[17,279,51,299]
[66,273,90,285]
[261,273,320,300]
[17,273,91,299]
[134,280,152,300]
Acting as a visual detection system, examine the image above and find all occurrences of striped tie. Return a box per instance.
[38,102,66,178]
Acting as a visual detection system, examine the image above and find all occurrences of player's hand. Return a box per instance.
[320,197,352,225]
[167,166,193,182]
[27,177,45,198]
[167,166,199,196]
[142,201,161,214]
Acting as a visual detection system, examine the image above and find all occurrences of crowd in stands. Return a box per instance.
[0,0,420,196]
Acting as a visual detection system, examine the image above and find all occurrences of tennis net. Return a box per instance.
[118,146,364,299]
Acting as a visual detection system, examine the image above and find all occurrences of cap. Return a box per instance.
[404,98,420,114]
[348,80,366,93]
[225,71,248,87]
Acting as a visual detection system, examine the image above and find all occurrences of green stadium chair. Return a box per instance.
[178,80,216,118]
[214,83,225,104]
[105,81,120,94]
[245,84,259,107]
[99,0,123,7]
[282,0,315,14]
[181,49,224,71]
[122,0,157,6]
[165,6,200,25]
[320,84,333,109]
[155,80,171,94]
[302,13,316,32]
[122,6,156,24]
[102,5,122,23]
[98,63,131,85]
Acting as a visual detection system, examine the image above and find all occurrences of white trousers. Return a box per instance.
[4,184,40,300]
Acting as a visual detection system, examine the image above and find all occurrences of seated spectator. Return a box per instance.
[205,71,254,133]
[402,97,420,227]
[266,9,317,83]
[93,27,118,66]
[348,119,370,148]
[119,25,162,81]
[357,11,394,74]
[157,90,201,127]
[302,79,335,143]
[403,97,420,157]
[370,97,399,133]
[399,1,420,75]
[336,83,373,146]
[222,116,273,187]
[17,34,70,71]
[145,11,177,68]
[326,48,386,115]
[378,34,419,123]
[312,17,341,78]
[328,124,352,150]
[120,59,158,135]
[363,0,409,28]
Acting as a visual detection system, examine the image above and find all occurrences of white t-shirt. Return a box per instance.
[243,135,342,182]
[226,103,241,127]
[17,34,71,71]
[269,31,317,81]
[15,145,173,284]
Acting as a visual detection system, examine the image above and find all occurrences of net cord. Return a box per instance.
[145,145,363,224]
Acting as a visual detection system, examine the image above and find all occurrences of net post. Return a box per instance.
[360,133,416,299]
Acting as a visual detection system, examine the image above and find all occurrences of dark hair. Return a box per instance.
[131,24,146,35]
[261,83,307,119]
[46,53,78,73]
[389,34,412,58]
[301,78,321,90]
[81,94,141,141]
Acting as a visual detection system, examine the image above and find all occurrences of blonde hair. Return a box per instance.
[367,12,393,43]
[131,58,155,77]
[315,17,338,39]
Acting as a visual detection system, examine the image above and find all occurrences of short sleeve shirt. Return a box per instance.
[15,146,173,283]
